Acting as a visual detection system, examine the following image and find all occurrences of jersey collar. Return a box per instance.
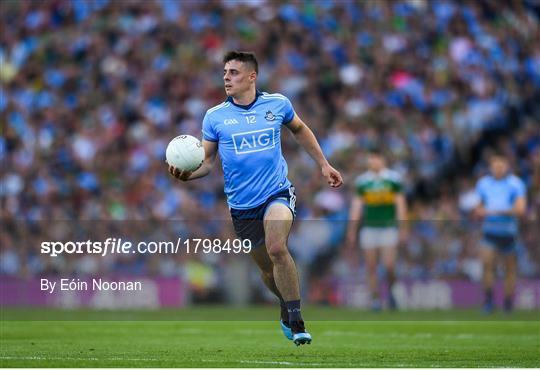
[227,90,262,110]
[491,173,510,181]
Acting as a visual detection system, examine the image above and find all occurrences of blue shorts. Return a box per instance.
[481,233,517,255]
[230,187,296,249]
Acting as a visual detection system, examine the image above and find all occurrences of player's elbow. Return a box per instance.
[514,199,527,216]
[515,206,526,217]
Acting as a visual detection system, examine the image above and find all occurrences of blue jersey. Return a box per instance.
[202,91,295,209]
[475,174,526,236]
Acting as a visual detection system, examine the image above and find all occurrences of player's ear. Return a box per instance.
[249,71,257,82]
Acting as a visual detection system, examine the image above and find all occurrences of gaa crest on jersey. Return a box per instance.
[264,110,276,121]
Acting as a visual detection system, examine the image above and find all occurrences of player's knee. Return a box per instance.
[267,244,289,264]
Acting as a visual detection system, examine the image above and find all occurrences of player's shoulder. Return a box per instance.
[259,92,293,110]
[476,174,492,187]
[259,91,290,101]
[507,174,525,188]
[205,100,232,118]
[381,168,401,182]
[356,171,375,185]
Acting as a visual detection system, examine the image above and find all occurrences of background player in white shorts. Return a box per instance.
[346,150,407,311]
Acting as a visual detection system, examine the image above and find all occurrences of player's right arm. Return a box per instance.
[473,178,487,219]
[345,194,363,250]
[395,192,409,243]
[169,140,218,181]
[501,177,527,217]
[508,195,527,217]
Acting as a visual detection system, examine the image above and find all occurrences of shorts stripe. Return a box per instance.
[289,186,296,212]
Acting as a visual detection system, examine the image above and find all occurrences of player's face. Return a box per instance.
[368,155,384,172]
[223,60,255,97]
[490,157,509,178]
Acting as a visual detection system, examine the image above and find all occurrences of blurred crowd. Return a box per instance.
[1,0,539,297]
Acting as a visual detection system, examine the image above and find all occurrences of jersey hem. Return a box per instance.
[228,184,291,211]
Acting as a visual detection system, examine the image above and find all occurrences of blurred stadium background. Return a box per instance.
[1,0,540,312]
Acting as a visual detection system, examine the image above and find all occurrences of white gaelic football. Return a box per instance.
[165,135,204,172]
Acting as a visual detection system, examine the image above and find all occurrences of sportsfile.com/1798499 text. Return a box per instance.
[40,237,252,257]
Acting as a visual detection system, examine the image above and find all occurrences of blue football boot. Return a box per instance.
[292,331,312,346]
[291,321,312,346]
[280,319,293,340]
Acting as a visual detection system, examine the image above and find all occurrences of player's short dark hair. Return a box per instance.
[223,51,258,74]
[368,148,384,157]
[490,152,508,162]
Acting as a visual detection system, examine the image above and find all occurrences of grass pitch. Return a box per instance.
[1,307,538,367]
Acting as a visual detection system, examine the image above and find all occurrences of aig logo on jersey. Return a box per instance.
[232,128,275,155]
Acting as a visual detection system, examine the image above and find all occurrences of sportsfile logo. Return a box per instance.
[232,128,275,154]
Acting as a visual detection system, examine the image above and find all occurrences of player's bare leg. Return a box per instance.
[480,246,496,313]
[382,246,398,309]
[365,248,381,311]
[264,203,298,301]
[250,246,283,300]
[264,203,310,345]
[250,246,292,339]
[503,253,517,312]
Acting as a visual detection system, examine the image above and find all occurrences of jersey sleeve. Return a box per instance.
[390,172,403,192]
[355,176,365,196]
[281,96,295,125]
[513,177,526,198]
[202,112,218,142]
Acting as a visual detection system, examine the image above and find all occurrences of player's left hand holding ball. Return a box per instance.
[165,135,205,182]
[322,163,343,188]
[168,165,192,181]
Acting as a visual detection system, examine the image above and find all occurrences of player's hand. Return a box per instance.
[168,164,192,181]
[474,206,487,219]
[322,164,343,188]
